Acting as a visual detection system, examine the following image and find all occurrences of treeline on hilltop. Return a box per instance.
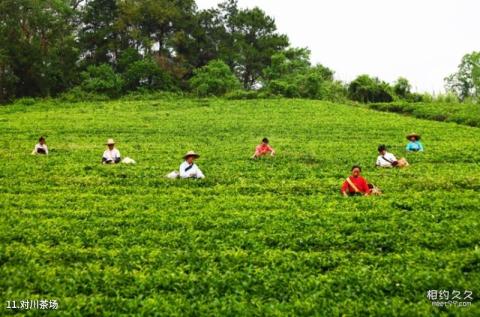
[0,0,478,104]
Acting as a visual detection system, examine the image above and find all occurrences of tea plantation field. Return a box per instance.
[0,98,479,316]
[367,102,480,127]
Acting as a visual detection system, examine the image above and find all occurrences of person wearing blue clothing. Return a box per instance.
[406,133,424,152]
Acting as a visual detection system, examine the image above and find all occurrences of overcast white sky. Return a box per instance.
[196,0,479,93]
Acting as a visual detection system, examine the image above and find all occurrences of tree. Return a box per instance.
[80,64,124,97]
[445,51,480,101]
[123,58,174,91]
[393,77,411,99]
[173,8,228,73]
[116,48,142,73]
[229,6,289,88]
[79,0,121,66]
[189,60,240,96]
[116,0,196,55]
[0,0,297,99]
[348,75,394,103]
[0,50,19,103]
[183,0,288,89]
[0,0,79,98]
[262,48,311,83]
[113,0,197,85]
[262,48,336,99]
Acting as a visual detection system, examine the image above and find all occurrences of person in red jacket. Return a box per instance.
[341,165,372,197]
[252,137,276,159]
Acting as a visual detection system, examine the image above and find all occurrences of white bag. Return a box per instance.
[122,157,136,164]
[166,171,179,179]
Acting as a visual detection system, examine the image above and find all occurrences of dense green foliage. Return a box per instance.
[122,58,175,92]
[80,64,124,98]
[0,0,78,102]
[393,77,412,99]
[189,60,240,96]
[0,0,478,108]
[1,98,479,316]
[445,51,480,101]
[0,0,289,101]
[367,101,480,127]
[348,75,394,103]
[261,48,345,101]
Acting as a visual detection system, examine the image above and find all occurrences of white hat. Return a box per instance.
[105,138,115,145]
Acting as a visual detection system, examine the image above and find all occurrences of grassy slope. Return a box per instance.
[0,98,479,316]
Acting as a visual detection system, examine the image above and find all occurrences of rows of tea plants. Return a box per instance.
[367,101,480,127]
[0,98,479,316]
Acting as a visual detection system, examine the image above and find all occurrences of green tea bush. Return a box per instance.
[368,101,480,127]
[225,90,260,100]
[13,97,37,106]
[121,90,185,101]
[58,87,110,103]
[0,98,479,316]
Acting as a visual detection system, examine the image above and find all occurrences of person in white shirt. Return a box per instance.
[376,144,408,168]
[32,136,48,155]
[102,139,121,164]
[179,151,205,179]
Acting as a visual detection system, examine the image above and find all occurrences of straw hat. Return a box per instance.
[183,150,200,159]
[406,133,421,140]
[105,138,116,145]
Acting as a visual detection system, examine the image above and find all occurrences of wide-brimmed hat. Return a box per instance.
[406,133,421,140]
[183,151,200,159]
[105,138,116,145]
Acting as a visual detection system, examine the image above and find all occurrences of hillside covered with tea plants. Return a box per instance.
[0,98,479,316]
